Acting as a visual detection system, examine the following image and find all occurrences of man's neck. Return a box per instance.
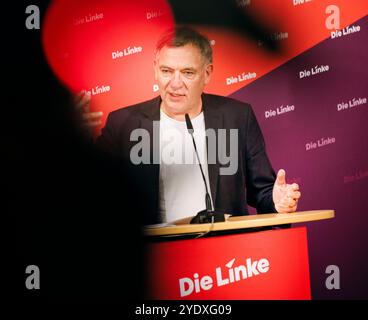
[160,99,202,121]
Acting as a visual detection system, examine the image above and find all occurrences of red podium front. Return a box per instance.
[147,227,311,300]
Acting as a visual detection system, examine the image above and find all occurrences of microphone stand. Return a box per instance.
[184,114,225,224]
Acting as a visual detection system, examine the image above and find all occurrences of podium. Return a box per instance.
[144,210,334,300]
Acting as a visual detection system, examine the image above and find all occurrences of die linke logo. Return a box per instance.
[337,97,367,111]
[265,104,295,119]
[226,72,257,85]
[331,24,361,39]
[112,45,143,60]
[179,257,270,297]
[293,0,312,6]
[146,10,164,20]
[73,12,104,26]
[82,84,110,96]
[299,65,330,79]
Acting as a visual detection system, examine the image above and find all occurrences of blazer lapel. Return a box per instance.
[137,96,161,222]
[202,94,223,208]
[139,96,161,164]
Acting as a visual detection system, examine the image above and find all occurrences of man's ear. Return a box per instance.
[204,63,213,85]
[153,51,160,81]
[153,58,158,81]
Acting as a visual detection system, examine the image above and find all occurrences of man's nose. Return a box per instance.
[169,71,184,89]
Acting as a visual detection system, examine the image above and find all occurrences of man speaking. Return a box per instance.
[82,26,301,224]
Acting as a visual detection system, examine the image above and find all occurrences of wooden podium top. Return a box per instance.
[144,210,335,237]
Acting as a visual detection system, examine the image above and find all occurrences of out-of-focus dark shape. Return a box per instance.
[168,0,281,53]
[7,1,145,300]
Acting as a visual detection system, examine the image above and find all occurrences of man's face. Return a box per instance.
[154,44,213,116]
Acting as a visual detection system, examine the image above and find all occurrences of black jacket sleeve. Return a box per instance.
[244,105,277,213]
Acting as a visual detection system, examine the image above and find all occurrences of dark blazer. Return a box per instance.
[96,93,277,224]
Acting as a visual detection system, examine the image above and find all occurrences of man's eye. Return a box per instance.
[184,71,194,76]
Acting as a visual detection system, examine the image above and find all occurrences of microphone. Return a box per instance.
[185,113,225,224]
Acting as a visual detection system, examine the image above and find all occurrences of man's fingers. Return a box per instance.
[75,92,91,110]
[288,198,297,207]
[275,202,298,213]
[293,191,301,199]
[281,197,297,208]
[74,91,85,104]
[82,120,102,128]
[74,91,103,128]
[291,183,299,191]
[284,197,298,211]
[287,190,301,199]
[281,195,298,208]
[82,111,103,120]
[287,205,298,213]
[88,120,102,127]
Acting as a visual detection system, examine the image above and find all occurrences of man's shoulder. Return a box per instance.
[203,93,252,113]
[107,96,159,120]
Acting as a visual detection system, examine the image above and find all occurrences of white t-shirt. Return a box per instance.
[159,110,213,222]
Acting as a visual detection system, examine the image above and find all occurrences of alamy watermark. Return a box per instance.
[130,122,239,176]
[25,5,40,30]
[25,265,40,290]
[325,265,340,290]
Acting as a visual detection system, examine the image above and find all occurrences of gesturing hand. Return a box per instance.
[74,91,103,129]
[272,169,301,213]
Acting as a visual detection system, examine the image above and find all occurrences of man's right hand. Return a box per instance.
[74,91,103,128]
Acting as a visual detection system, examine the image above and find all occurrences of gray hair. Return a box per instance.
[155,26,213,64]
